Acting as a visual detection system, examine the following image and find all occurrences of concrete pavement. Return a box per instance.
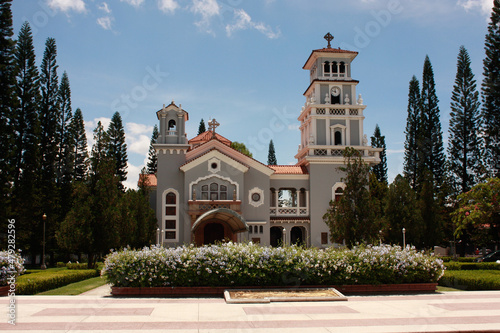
[2,285,500,332]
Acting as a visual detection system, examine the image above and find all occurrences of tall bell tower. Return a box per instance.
[295,33,381,166]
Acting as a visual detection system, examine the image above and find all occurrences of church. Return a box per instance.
[144,34,382,248]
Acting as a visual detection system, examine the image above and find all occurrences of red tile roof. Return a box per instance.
[188,131,231,147]
[138,174,157,187]
[311,47,358,54]
[269,165,309,175]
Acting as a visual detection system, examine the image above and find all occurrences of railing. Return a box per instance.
[166,130,177,136]
[270,206,309,217]
[188,200,242,215]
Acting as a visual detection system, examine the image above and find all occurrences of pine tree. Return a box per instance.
[12,21,42,253]
[57,71,73,184]
[370,124,387,183]
[147,124,158,174]
[403,76,421,189]
[448,46,482,194]
[0,0,17,225]
[267,139,277,165]
[420,55,446,187]
[198,118,206,135]
[481,0,500,177]
[39,37,60,230]
[107,111,128,190]
[70,108,88,181]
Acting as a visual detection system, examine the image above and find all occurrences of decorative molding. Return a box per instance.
[208,157,221,174]
[248,187,264,208]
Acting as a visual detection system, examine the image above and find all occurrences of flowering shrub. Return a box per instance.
[0,251,25,286]
[102,243,445,288]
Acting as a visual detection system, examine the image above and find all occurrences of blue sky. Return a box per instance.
[11,0,494,189]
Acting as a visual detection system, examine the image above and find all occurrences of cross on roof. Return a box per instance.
[208,118,220,135]
[324,32,334,48]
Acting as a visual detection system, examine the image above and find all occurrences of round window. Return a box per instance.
[211,162,218,169]
[252,193,261,202]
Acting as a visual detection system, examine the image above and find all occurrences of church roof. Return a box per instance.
[188,130,232,147]
[303,46,358,70]
[268,165,309,175]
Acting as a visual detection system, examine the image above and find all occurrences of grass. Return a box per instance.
[438,270,500,290]
[16,268,100,295]
[37,276,108,295]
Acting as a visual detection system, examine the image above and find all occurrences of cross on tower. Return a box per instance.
[208,118,220,137]
[324,32,334,48]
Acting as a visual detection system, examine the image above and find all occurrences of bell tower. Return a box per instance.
[295,33,380,166]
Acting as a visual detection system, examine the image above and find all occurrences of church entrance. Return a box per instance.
[291,226,304,245]
[203,222,225,245]
[270,226,283,247]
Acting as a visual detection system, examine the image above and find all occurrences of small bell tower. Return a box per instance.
[156,100,188,145]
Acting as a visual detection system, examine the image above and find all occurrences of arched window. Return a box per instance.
[163,189,179,242]
[339,62,345,73]
[332,61,338,74]
[201,185,208,200]
[220,185,227,200]
[335,187,344,202]
[168,119,176,130]
[323,61,330,74]
[210,183,218,200]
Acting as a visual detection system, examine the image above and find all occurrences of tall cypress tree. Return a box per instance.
[12,21,42,252]
[267,139,277,165]
[198,118,206,135]
[448,46,482,194]
[481,0,500,177]
[420,55,445,188]
[371,124,387,183]
[403,76,421,189]
[147,124,158,174]
[0,0,17,224]
[39,37,60,222]
[57,71,73,184]
[70,108,88,181]
[107,111,128,190]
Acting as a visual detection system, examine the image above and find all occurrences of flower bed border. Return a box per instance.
[111,283,437,297]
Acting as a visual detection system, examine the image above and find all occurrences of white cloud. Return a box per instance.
[120,0,145,7]
[98,2,112,14]
[225,9,281,39]
[158,0,180,13]
[47,0,86,13]
[97,16,113,30]
[191,0,220,33]
[129,134,151,154]
[127,122,154,136]
[124,162,144,190]
[458,0,494,16]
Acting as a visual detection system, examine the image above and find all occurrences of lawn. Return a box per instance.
[37,276,108,295]
[438,270,500,290]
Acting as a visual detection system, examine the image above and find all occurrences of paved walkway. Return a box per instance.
[2,286,500,332]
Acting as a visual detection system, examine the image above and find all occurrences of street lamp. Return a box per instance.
[379,230,383,245]
[402,227,406,249]
[156,227,160,246]
[41,213,47,270]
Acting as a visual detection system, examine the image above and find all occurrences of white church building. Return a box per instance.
[143,34,382,248]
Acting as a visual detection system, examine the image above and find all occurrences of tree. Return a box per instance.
[418,170,444,247]
[403,76,421,189]
[231,141,253,158]
[448,46,482,194]
[198,118,206,135]
[323,147,379,247]
[70,108,88,181]
[481,0,500,178]
[147,124,158,174]
[370,124,387,183]
[452,178,500,249]
[384,175,424,247]
[0,0,17,226]
[107,111,128,190]
[267,140,277,165]
[12,21,42,254]
[420,55,446,188]
[369,172,388,237]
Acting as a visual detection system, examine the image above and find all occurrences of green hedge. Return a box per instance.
[444,262,500,270]
[102,243,445,288]
[439,257,476,263]
[439,270,500,290]
[15,269,99,295]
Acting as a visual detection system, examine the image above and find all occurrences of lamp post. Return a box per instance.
[379,230,382,245]
[41,213,47,270]
[156,227,160,246]
[402,227,406,249]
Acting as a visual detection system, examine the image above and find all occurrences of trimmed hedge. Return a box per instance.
[439,257,476,263]
[102,243,445,288]
[444,262,500,270]
[439,270,500,290]
[56,262,89,269]
[16,269,99,295]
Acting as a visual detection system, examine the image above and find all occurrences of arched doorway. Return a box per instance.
[270,226,283,247]
[291,226,304,245]
[203,222,225,245]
